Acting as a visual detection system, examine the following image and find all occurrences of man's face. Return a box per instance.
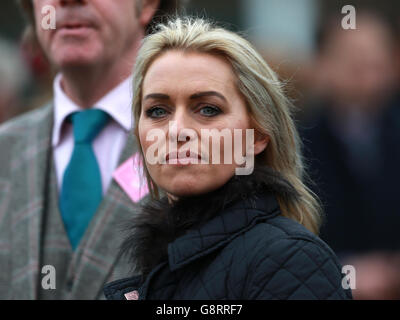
[33,0,144,69]
[319,16,396,109]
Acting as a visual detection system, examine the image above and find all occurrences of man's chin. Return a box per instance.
[51,49,102,70]
[54,57,98,70]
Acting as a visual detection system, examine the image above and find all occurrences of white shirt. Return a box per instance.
[52,73,133,194]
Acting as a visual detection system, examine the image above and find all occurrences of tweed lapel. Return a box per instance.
[67,133,144,299]
[10,104,53,299]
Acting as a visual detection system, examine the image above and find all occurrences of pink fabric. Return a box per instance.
[124,290,139,300]
[113,153,149,203]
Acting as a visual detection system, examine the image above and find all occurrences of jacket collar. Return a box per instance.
[120,166,300,277]
[167,191,280,271]
[104,192,282,300]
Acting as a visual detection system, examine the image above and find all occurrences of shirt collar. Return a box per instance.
[52,73,133,147]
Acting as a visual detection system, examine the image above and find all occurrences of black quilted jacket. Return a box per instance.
[104,168,352,300]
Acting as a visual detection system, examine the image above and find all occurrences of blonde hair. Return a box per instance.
[132,17,322,234]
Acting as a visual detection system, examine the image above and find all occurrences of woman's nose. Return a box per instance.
[167,110,197,143]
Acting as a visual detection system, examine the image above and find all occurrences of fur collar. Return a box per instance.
[121,166,299,276]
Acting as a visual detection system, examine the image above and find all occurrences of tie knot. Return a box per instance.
[69,109,110,143]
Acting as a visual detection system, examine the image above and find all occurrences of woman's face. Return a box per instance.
[138,50,268,197]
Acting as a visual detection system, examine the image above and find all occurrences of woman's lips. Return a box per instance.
[165,150,202,165]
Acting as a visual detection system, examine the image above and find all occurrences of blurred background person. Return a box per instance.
[0,39,29,122]
[300,11,400,299]
[0,1,52,123]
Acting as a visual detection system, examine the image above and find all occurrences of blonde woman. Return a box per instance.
[104,18,352,300]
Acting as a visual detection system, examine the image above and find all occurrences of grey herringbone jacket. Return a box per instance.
[0,104,140,299]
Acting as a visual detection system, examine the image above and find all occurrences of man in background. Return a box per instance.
[300,11,400,299]
[0,0,183,299]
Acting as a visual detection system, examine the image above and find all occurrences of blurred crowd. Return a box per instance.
[299,10,400,299]
[0,34,52,124]
[1,1,400,299]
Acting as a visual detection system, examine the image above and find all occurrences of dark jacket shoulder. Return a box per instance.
[104,167,352,300]
[239,215,350,299]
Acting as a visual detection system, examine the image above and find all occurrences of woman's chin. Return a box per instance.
[151,165,236,198]
[163,178,228,198]
[164,183,206,198]
[162,178,207,197]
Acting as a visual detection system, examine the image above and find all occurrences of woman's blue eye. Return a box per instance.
[146,107,167,118]
[199,106,221,117]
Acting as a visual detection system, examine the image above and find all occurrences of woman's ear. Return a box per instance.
[139,0,160,28]
[254,134,270,156]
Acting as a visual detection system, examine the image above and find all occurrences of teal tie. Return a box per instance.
[60,109,110,250]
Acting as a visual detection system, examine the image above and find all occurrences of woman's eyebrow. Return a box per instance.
[144,93,170,100]
[143,91,227,102]
[190,91,227,102]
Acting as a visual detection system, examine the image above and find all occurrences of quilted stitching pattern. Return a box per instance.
[104,195,352,300]
[246,237,348,299]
